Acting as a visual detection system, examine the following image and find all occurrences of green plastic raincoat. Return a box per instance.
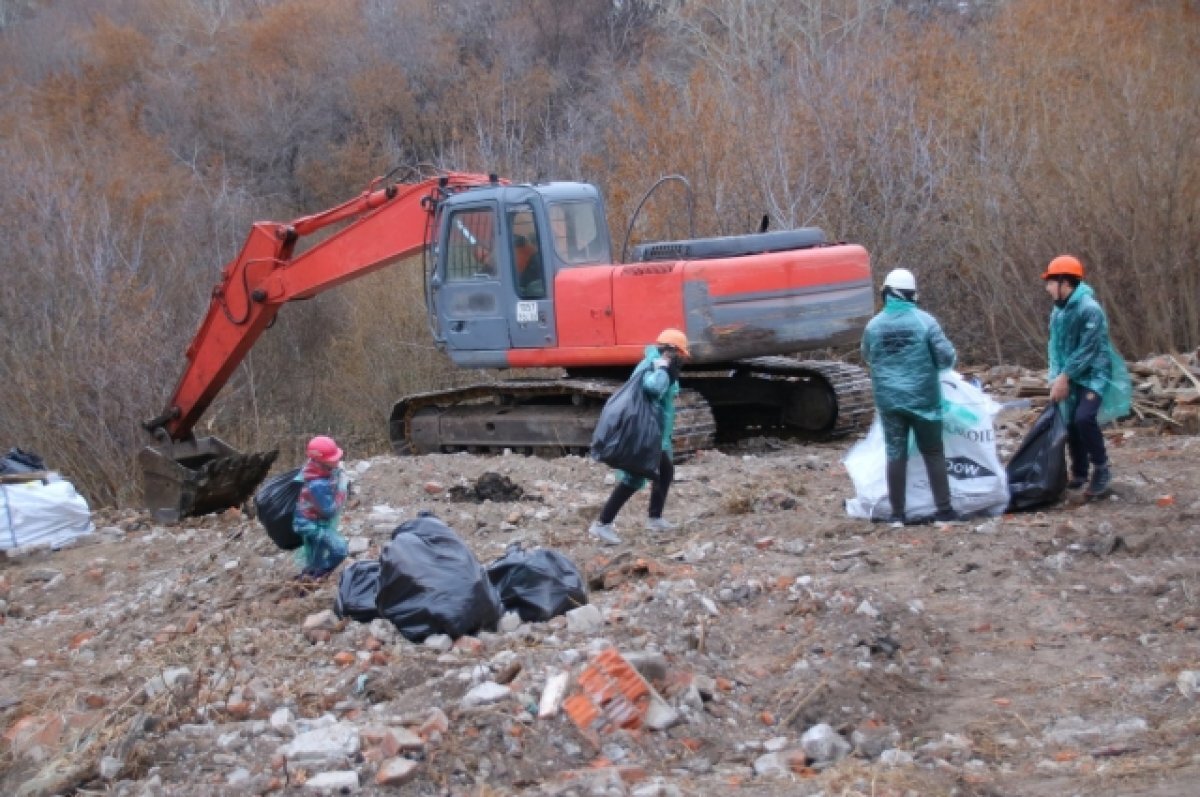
[861,296,957,420]
[1048,282,1131,423]
[618,344,678,489]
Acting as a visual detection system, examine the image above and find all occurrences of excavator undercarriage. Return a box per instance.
[140,359,870,523]
[387,359,871,459]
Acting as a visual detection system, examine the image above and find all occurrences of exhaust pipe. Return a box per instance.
[138,437,277,523]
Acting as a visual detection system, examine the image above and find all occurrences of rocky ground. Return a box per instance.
[2,401,1199,797]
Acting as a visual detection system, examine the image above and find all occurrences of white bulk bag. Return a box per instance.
[845,371,1009,520]
[1,476,95,550]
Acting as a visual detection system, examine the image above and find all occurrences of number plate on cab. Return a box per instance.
[516,301,539,323]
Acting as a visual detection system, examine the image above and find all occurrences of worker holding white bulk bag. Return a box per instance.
[860,269,960,525]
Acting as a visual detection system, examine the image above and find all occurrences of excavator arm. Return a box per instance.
[148,171,497,441]
[140,170,498,521]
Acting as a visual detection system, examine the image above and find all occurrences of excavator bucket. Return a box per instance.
[138,437,278,523]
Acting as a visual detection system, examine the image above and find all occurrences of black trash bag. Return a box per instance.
[589,372,663,479]
[335,560,381,622]
[254,468,303,550]
[376,514,501,642]
[486,544,588,622]
[1006,404,1070,512]
[0,447,46,475]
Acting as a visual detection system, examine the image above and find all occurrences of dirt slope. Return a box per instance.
[1,411,1198,796]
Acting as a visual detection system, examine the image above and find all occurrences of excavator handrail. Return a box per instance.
[620,174,695,264]
[146,169,499,443]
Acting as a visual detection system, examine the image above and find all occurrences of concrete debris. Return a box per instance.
[304,770,359,793]
[538,670,570,718]
[1043,716,1148,747]
[565,603,604,634]
[2,406,1197,796]
[375,756,419,786]
[801,723,851,763]
[460,681,512,708]
[279,720,360,767]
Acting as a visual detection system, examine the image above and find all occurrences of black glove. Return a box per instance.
[668,358,682,383]
[655,356,681,383]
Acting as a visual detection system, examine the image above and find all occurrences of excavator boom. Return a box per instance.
[142,171,497,521]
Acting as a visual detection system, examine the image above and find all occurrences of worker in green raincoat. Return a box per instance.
[588,328,689,545]
[1042,255,1131,498]
[861,269,959,524]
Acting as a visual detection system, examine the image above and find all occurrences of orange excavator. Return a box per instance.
[141,168,875,521]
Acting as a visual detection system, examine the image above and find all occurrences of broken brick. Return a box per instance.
[564,649,652,737]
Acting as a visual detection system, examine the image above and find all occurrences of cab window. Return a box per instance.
[508,205,546,299]
[549,201,606,265]
[444,208,497,282]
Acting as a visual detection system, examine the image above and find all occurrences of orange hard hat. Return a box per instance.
[655,328,690,358]
[306,435,343,465]
[1042,255,1085,280]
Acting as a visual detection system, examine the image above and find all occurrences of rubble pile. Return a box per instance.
[1,369,1198,796]
[1127,352,1200,433]
[974,349,1200,434]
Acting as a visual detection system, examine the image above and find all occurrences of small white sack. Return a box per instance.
[845,371,1009,520]
[0,476,95,550]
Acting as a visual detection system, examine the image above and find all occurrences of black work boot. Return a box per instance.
[1067,461,1087,490]
[1085,464,1112,498]
[922,451,958,522]
[885,459,907,525]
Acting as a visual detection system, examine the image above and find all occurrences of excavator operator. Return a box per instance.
[509,208,546,299]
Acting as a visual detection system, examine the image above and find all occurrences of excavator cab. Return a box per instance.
[427,183,611,362]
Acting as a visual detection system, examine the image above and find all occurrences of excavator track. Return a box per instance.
[388,359,871,461]
[743,357,874,438]
[682,357,874,443]
[389,379,716,462]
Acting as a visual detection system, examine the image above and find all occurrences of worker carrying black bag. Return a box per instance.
[587,328,690,546]
[589,369,663,480]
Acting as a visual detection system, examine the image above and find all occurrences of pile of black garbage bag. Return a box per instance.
[335,512,587,642]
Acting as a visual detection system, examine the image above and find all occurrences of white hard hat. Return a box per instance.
[882,268,916,292]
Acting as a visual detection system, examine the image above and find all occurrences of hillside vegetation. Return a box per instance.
[1,0,1196,505]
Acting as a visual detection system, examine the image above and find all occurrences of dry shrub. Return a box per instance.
[598,0,1200,365]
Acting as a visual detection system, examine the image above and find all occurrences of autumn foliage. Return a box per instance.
[0,0,1196,506]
